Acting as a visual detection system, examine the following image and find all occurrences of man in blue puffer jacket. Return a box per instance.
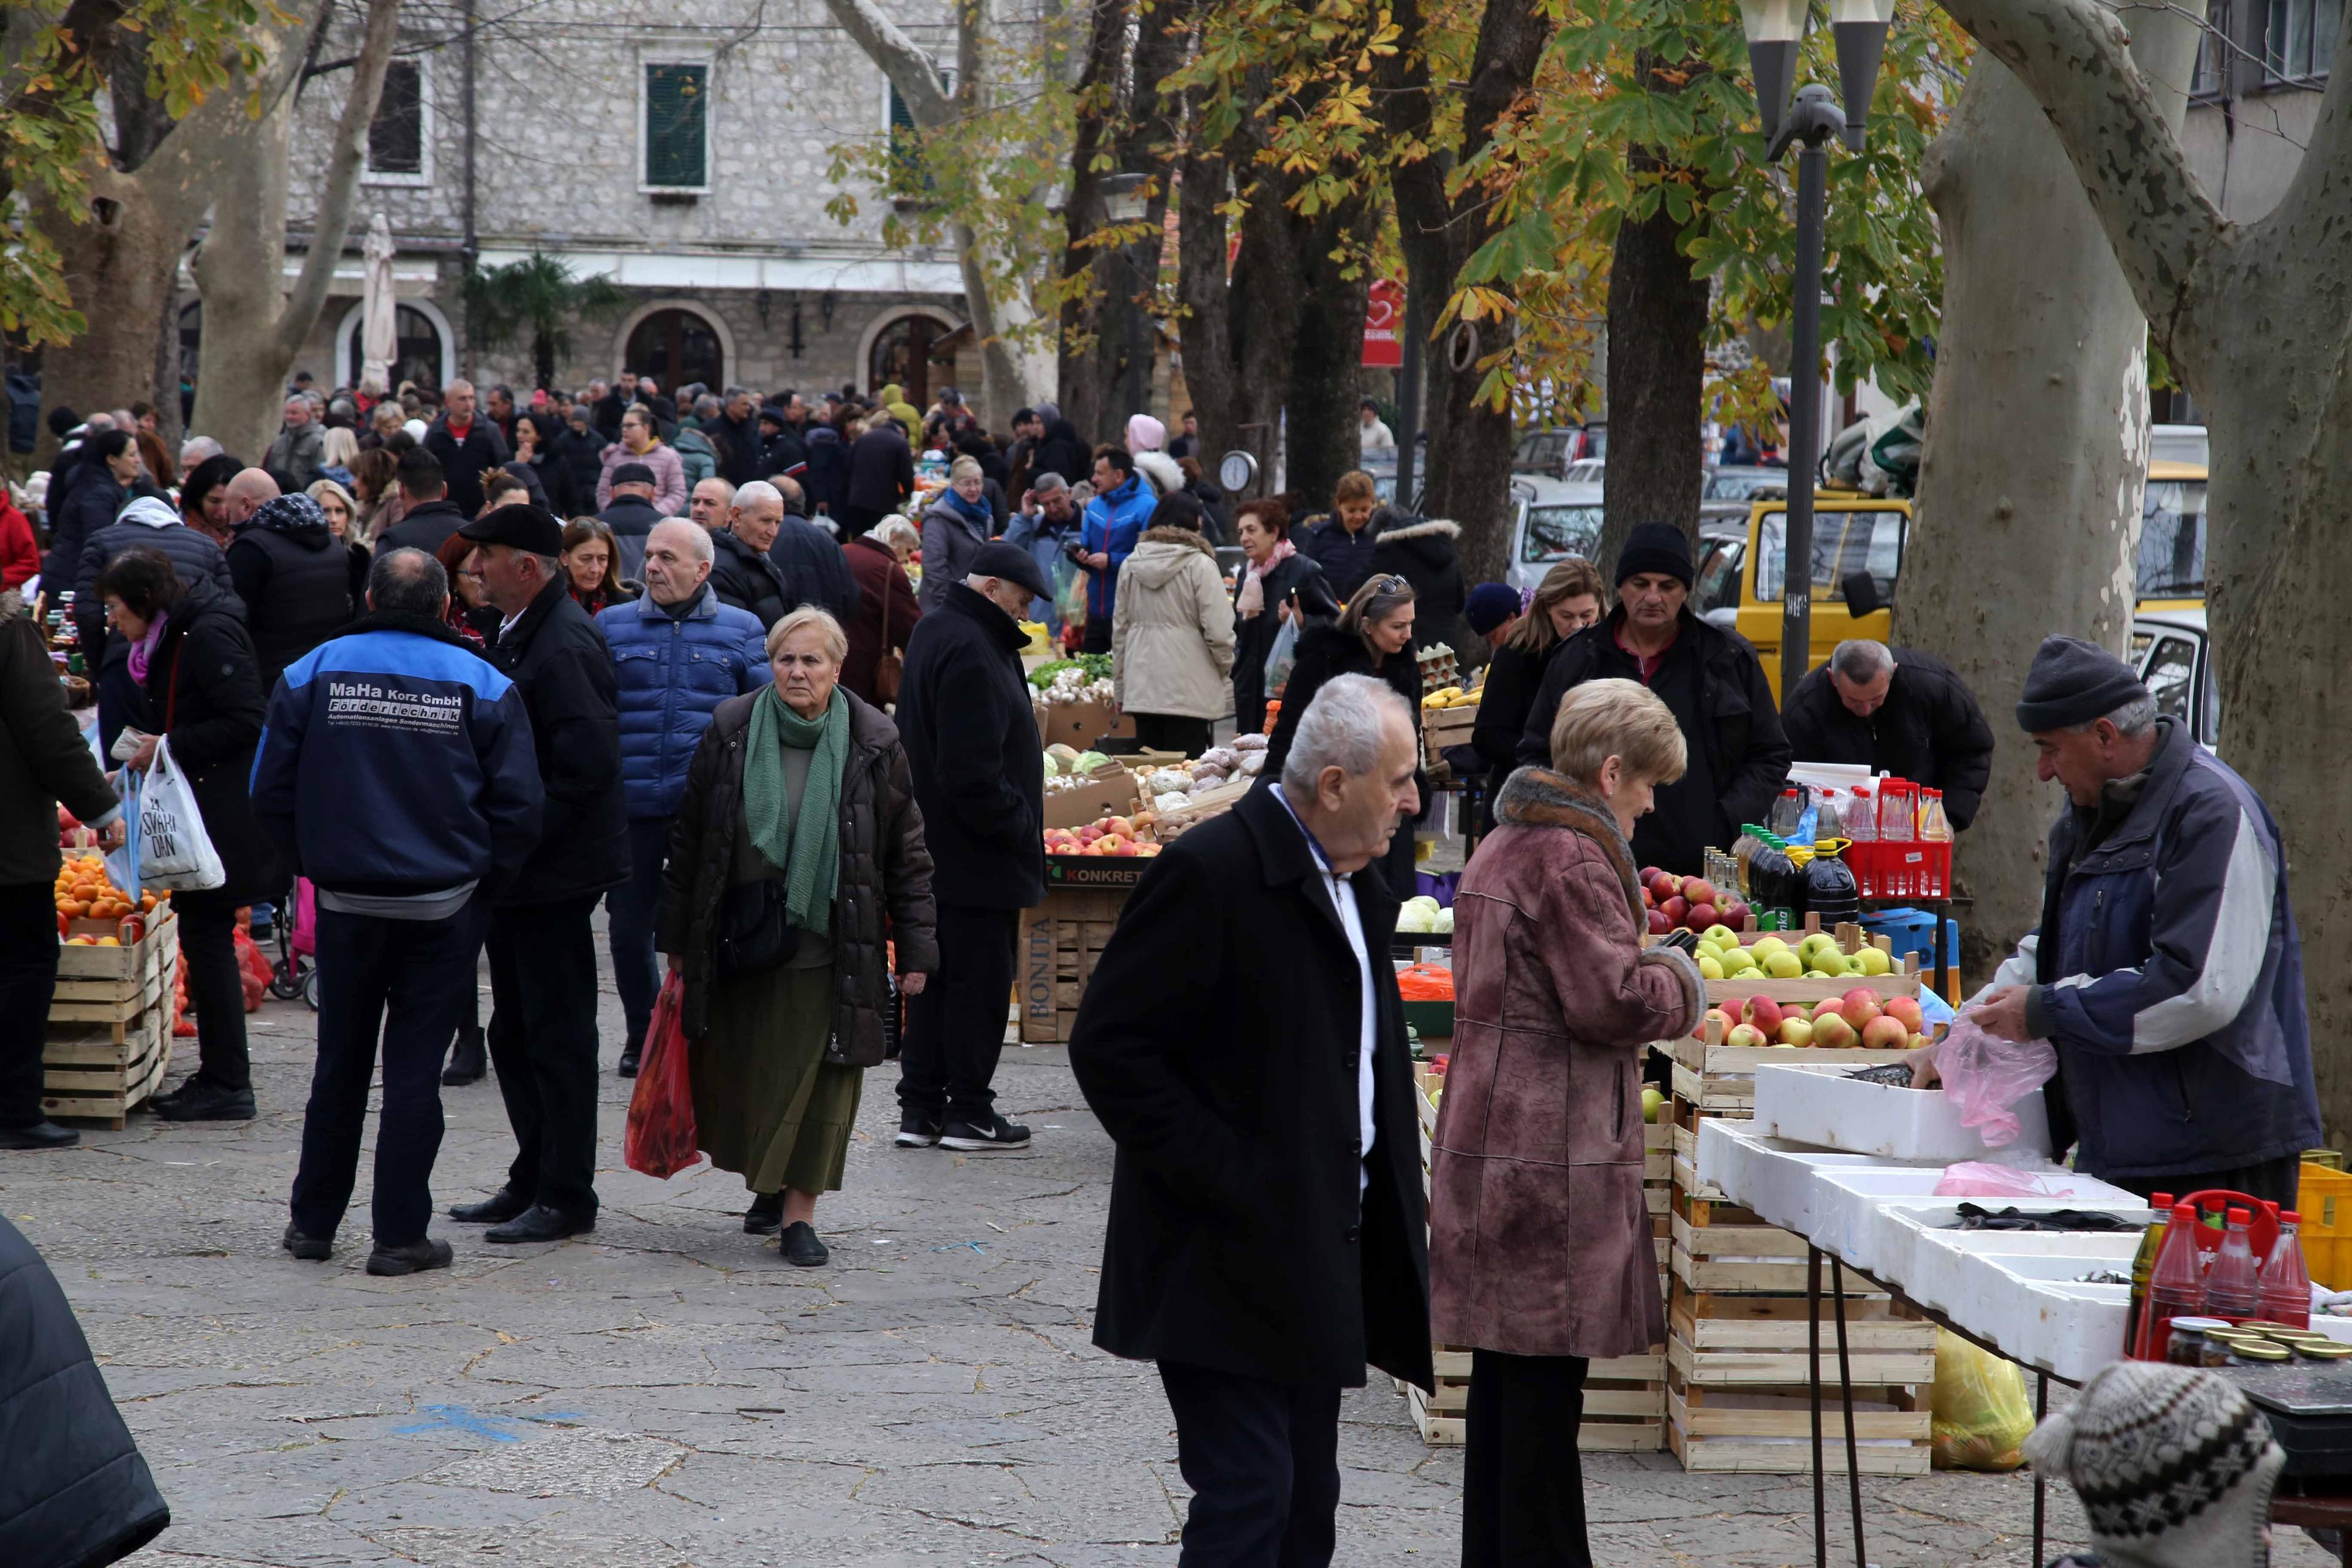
[250,547,543,1275]
[1928,636,2320,1207]
[1077,447,1155,654]
[597,518,770,1074]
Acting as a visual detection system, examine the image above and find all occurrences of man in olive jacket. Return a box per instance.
[1071,674,1432,1567]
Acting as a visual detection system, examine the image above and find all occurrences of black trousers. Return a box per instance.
[290,902,477,1245]
[1462,1349,1592,1568]
[0,881,61,1128]
[484,895,601,1217]
[177,899,251,1091]
[897,902,1017,1126]
[2111,1154,2302,1212]
[1158,1360,1342,1568]
[1132,713,1213,756]
[606,815,672,1053]
[1082,618,1113,655]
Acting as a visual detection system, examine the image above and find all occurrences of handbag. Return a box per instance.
[875,565,903,704]
[715,877,798,982]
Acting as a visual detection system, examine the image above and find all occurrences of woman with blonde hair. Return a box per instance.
[306,477,372,603]
[1431,677,1703,1567]
[1473,556,1605,782]
[659,607,938,1263]
[319,425,361,486]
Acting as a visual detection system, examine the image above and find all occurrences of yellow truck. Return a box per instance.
[1694,493,1912,702]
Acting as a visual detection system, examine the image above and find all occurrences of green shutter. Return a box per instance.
[645,64,708,188]
[886,81,928,195]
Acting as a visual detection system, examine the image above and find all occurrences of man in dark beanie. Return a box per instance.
[1914,633,2319,1205]
[1513,521,1790,873]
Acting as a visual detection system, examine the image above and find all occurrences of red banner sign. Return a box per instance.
[1362,279,1403,368]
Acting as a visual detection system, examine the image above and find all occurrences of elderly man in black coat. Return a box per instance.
[443,504,628,1246]
[1780,639,1997,829]
[1071,673,1433,1567]
[892,543,1049,1153]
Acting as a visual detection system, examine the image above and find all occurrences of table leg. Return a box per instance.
[1831,1257,1868,1568]
[1811,1247,1827,1568]
[2032,1373,2049,1567]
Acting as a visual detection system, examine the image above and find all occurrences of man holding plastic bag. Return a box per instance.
[1913,636,2319,1208]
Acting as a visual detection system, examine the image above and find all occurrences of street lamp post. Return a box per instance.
[1738,0,1894,703]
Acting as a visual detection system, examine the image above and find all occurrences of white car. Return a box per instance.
[2132,607,2218,748]
[1505,477,1605,594]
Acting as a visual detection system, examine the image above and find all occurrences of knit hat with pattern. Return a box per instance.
[2022,1360,2283,1568]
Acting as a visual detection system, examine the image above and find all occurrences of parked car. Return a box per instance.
[1702,464,1788,502]
[1510,423,1607,478]
[1504,476,1604,593]
[1713,492,1912,699]
[2133,606,2219,747]
[2136,454,2207,609]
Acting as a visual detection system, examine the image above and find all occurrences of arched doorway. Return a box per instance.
[344,303,447,392]
[625,307,723,392]
[867,312,956,410]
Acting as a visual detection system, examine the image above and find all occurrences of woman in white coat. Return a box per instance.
[1110,492,1235,756]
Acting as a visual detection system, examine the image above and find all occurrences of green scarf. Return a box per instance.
[742,683,848,937]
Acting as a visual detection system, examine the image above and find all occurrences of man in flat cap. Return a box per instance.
[445,503,630,1242]
[891,542,1052,1153]
[1918,635,2318,1206]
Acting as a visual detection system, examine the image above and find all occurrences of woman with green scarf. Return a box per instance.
[659,607,938,1265]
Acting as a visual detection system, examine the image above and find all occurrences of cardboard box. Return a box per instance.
[1036,698,1138,749]
[1040,763,1142,830]
[1019,889,1128,1042]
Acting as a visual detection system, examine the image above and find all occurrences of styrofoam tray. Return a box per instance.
[1694,1120,1898,1234]
[1906,1229,2139,1317]
[1752,1063,2049,1164]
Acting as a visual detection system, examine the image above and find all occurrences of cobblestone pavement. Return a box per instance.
[5,977,2335,1567]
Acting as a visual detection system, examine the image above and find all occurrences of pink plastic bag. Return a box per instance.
[1933,1162,2112,1200]
[290,878,318,959]
[1934,1017,2056,1147]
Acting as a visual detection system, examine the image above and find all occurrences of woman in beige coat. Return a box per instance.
[1109,492,1235,755]
[1429,677,1705,1568]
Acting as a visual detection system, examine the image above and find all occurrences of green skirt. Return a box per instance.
[690,963,862,1195]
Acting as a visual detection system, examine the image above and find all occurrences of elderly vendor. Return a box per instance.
[1931,636,2319,1208]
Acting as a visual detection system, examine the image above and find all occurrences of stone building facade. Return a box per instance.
[251,0,992,417]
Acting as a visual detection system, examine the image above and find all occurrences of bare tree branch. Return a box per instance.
[819,0,952,126]
[276,0,404,359]
[1934,0,2228,350]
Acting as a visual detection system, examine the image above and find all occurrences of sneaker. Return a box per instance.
[939,1115,1031,1152]
[894,1112,942,1148]
[153,1079,257,1121]
[743,1192,784,1235]
[778,1221,829,1267]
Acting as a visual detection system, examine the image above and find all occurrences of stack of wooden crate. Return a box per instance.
[1016,883,1130,1043]
[1403,1064,1672,1452]
[1660,925,1939,1476]
[44,910,178,1128]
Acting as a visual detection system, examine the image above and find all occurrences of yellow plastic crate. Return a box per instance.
[2297,1163,2352,1291]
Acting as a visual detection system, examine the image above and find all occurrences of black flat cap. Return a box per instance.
[968,541,1049,602]
[459,502,564,556]
[609,461,657,488]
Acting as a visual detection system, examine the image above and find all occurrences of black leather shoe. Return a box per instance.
[617,1047,641,1079]
[744,1193,783,1235]
[484,1204,595,1243]
[366,1237,453,1276]
[0,1120,81,1150]
[442,1029,487,1087]
[447,1187,530,1224]
[779,1221,829,1267]
[153,1080,257,1121]
[282,1224,332,1261]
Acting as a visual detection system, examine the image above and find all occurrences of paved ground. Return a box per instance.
[6,969,2337,1567]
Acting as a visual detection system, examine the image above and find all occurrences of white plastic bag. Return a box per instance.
[137,736,224,892]
[104,765,141,896]
[1264,614,1301,697]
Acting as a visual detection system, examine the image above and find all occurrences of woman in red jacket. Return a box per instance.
[0,488,37,590]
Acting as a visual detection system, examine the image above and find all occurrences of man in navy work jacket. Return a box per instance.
[251,547,541,1277]
[1918,635,2320,1207]
[597,518,769,1077]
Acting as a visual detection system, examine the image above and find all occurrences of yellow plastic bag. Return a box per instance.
[1929,1329,2034,1471]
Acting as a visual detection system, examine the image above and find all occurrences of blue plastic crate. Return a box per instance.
[1862,907,1962,993]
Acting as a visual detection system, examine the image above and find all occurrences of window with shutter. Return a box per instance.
[886,81,928,196]
[367,59,426,179]
[644,63,710,189]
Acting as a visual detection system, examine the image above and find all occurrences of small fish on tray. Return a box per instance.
[1847,1063,1917,1087]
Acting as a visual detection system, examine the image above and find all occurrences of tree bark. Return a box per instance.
[1896,0,2203,983]
[36,166,183,462]
[1173,110,1247,480]
[1597,62,1712,581]
[1054,0,1129,442]
[1227,163,1303,492]
[1281,189,1377,504]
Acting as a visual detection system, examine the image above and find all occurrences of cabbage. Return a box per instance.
[1041,753,1061,777]
[1073,750,1110,774]
[1432,907,1455,935]
[1396,905,1435,933]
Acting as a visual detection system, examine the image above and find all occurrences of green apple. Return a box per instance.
[1703,924,1740,948]
[1778,1016,1814,1048]
[1845,953,1869,974]
[1698,951,1724,980]
[1642,1087,1666,1124]
[1855,944,1893,977]
[1752,935,1789,960]
[1763,949,1803,979]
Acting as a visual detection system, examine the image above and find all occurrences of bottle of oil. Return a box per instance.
[2124,1194,2175,1357]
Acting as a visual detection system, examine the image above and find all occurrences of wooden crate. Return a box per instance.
[42,1001,173,1128]
[1017,890,1125,1042]
[1406,1349,1665,1450]
[1668,1377,1932,1476]
[49,910,178,1025]
[1664,1019,1915,1116]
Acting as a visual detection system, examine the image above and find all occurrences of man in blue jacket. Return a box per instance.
[1928,636,2320,1207]
[251,548,541,1277]
[597,518,769,1077]
[1078,447,1155,655]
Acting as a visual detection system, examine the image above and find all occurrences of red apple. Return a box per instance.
[1702,1007,1734,1041]
[1723,900,1751,928]
[1840,990,1884,1031]
[1682,876,1717,907]
[1661,896,1691,928]
[1861,1015,1910,1050]
[1883,997,1924,1035]
[1741,995,1784,1036]
[1643,886,1657,908]
[1106,816,1134,837]
[1646,908,1672,935]
[1725,1023,1768,1049]
[1641,865,1664,884]
[1649,871,1681,902]
[1809,1012,1858,1049]
[1687,902,1719,930]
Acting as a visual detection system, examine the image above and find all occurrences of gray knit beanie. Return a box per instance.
[2023,1361,2283,1568]
[2015,634,2150,732]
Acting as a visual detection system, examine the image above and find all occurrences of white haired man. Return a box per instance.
[1069,673,1432,1564]
[1780,638,1996,829]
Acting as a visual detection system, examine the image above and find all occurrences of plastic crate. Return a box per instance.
[1849,840,1952,900]
[2298,1163,2352,1291]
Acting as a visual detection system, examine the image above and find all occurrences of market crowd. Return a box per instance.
[0,367,2320,1568]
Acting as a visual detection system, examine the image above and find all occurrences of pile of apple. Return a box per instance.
[1695,927,1895,982]
[1642,868,1751,935]
[1705,989,1928,1052]
[1043,816,1164,859]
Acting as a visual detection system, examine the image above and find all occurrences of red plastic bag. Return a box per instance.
[1396,962,1455,1001]
[624,973,702,1178]
[232,927,271,1011]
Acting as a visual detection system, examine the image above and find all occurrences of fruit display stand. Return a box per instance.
[1657,933,1938,1476]
[45,908,179,1127]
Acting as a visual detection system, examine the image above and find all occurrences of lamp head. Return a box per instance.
[1738,0,1806,143]
[1830,0,1897,151]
